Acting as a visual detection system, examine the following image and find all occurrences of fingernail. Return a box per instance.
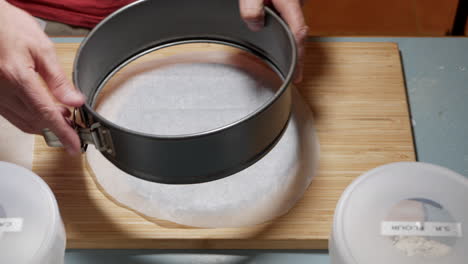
[64,90,86,105]
[294,71,303,84]
[77,91,86,99]
[74,91,86,102]
[65,145,78,156]
[247,21,264,31]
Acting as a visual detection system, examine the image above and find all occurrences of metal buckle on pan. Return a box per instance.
[41,108,114,155]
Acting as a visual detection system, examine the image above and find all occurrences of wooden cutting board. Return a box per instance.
[33,42,415,249]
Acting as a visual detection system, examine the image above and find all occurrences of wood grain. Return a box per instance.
[33,42,415,249]
[304,0,459,36]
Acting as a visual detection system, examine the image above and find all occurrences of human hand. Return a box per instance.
[239,0,308,83]
[0,1,85,154]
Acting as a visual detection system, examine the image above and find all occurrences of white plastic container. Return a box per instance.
[0,161,66,264]
[330,162,468,264]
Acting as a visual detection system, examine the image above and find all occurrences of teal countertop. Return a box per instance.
[53,37,468,263]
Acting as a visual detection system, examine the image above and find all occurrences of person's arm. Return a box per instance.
[239,0,308,83]
[0,0,84,154]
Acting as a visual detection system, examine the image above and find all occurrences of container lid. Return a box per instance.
[334,162,468,264]
[0,161,59,263]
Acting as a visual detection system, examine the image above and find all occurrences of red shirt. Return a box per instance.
[7,0,135,28]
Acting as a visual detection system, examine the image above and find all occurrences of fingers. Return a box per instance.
[271,0,308,83]
[239,0,265,31]
[0,93,31,117]
[15,68,81,155]
[58,105,72,118]
[0,89,71,122]
[272,0,308,42]
[0,97,72,133]
[31,40,85,107]
[0,106,35,134]
[0,2,82,154]
[293,40,305,83]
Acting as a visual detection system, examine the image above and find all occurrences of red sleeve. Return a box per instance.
[7,0,136,28]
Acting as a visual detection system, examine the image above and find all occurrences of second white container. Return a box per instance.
[330,162,468,264]
[0,161,66,264]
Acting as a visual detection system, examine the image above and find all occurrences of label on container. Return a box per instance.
[381,221,463,237]
[0,218,23,232]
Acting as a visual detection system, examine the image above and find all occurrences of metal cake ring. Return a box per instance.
[43,0,297,184]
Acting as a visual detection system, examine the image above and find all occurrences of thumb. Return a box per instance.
[32,41,85,107]
[239,0,265,31]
